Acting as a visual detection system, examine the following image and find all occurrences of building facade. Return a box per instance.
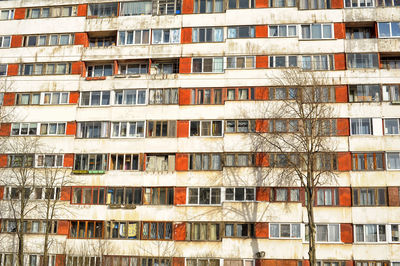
[0,0,400,265]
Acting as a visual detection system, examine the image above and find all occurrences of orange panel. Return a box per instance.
[0,123,11,136]
[255,222,268,238]
[256,56,268,68]
[338,187,351,207]
[255,25,268,38]
[174,222,186,240]
[179,58,191,73]
[63,154,74,167]
[179,88,191,105]
[69,92,80,104]
[14,8,26,20]
[60,187,71,201]
[334,53,346,70]
[10,35,23,48]
[255,120,268,133]
[337,152,351,171]
[255,87,269,100]
[74,33,89,47]
[6,64,19,76]
[340,223,353,243]
[174,187,187,204]
[77,4,88,16]
[57,221,70,235]
[335,85,348,103]
[0,154,7,167]
[177,121,189,138]
[256,187,269,201]
[334,23,346,39]
[181,28,192,44]
[255,0,269,7]
[66,122,77,135]
[388,187,400,206]
[182,0,194,14]
[336,118,350,136]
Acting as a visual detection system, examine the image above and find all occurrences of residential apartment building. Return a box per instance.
[0,0,400,264]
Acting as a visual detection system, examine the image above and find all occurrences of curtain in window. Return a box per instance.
[328,224,339,241]
[365,224,377,242]
[121,1,152,16]
[171,29,180,43]
[387,153,400,169]
[214,28,223,41]
[316,225,328,241]
[270,224,279,237]
[212,154,221,169]
[225,224,234,236]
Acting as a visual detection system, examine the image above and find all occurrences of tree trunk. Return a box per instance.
[17,232,24,266]
[306,186,316,266]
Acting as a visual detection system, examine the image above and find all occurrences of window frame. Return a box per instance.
[146,120,177,137]
[354,224,387,243]
[141,221,173,240]
[350,118,372,135]
[151,29,180,44]
[87,64,113,77]
[192,27,224,43]
[269,223,301,239]
[71,186,107,205]
[224,187,256,201]
[69,220,104,239]
[189,120,224,137]
[111,121,145,138]
[192,57,224,73]
[352,187,387,206]
[187,187,222,205]
[186,222,222,240]
[149,88,178,104]
[11,123,39,136]
[270,187,301,202]
[351,152,385,171]
[35,154,64,168]
[300,24,333,39]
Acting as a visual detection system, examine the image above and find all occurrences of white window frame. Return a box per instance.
[119,63,148,75]
[151,29,180,44]
[0,64,7,76]
[118,30,150,45]
[386,152,400,170]
[11,123,39,136]
[0,36,11,48]
[382,85,400,102]
[384,118,400,135]
[301,54,334,70]
[189,120,224,137]
[114,89,147,105]
[192,27,224,43]
[87,64,113,77]
[269,55,298,68]
[227,26,255,39]
[192,57,224,73]
[344,0,375,8]
[186,187,222,205]
[39,122,66,135]
[111,121,145,138]
[0,9,14,20]
[223,187,255,202]
[378,22,400,38]
[390,224,400,243]
[226,56,255,69]
[269,25,298,37]
[41,92,69,105]
[269,223,302,239]
[24,34,74,47]
[350,118,372,135]
[354,224,387,243]
[80,91,111,106]
[316,224,340,243]
[36,154,64,168]
[301,24,333,39]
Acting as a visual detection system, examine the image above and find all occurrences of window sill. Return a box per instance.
[85,76,107,81]
[72,170,106,174]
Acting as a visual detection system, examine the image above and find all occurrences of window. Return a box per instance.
[228,0,255,8]
[269,119,299,133]
[382,85,400,102]
[77,122,110,138]
[301,55,334,70]
[269,0,296,6]
[16,93,41,105]
[40,122,66,135]
[23,34,74,47]
[299,0,331,8]
[191,88,224,104]
[387,152,400,170]
[0,9,14,20]
[111,121,145,138]
[26,6,77,18]
[355,224,386,242]
[269,25,298,37]
[80,91,110,106]
[381,55,400,70]
[73,154,108,171]
[225,223,255,238]
[192,57,224,73]
[228,26,255,38]
[142,187,174,205]
[153,61,179,74]
[225,120,255,133]
[89,36,116,47]
[188,188,221,205]
[269,87,298,100]
[225,187,255,201]
[226,88,254,101]
[119,63,148,75]
[147,121,176,137]
[19,63,71,75]
[146,154,175,172]
[350,118,372,135]
[226,56,255,69]
[88,3,118,17]
[120,1,152,15]
[316,188,338,206]
[186,223,221,240]
[224,154,255,167]
[103,257,139,265]
[384,119,400,135]
[352,153,384,171]
[378,22,400,38]
[149,88,178,104]
[69,221,103,238]
[154,0,181,15]
[0,64,7,75]
[106,221,140,239]
[270,223,301,238]
[115,89,146,105]
[189,154,222,170]
[391,224,400,242]
[269,153,300,168]
[347,53,379,69]
[67,256,101,266]
[11,123,38,136]
[152,29,180,44]
[190,120,223,136]
[192,28,223,42]
[141,222,172,240]
[36,155,63,168]
[0,36,10,48]
[0,93,3,105]
[377,0,400,6]
[141,258,172,266]
[87,64,113,77]
[118,30,150,45]
[345,0,374,7]
[346,26,374,39]
[315,224,340,242]
[352,188,387,206]
[315,153,337,170]
[349,84,381,102]
[301,24,332,39]
[269,56,298,68]
[42,92,69,105]
[72,187,106,204]
[355,262,389,266]
[270,188,300,202]
[106,187,142,205]
[194,0,223,13]
[109,154,139,170]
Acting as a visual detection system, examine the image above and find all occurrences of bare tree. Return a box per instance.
[251,69,338,266]
[0,137,41,266]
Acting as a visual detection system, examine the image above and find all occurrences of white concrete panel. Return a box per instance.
[372,118,383,136]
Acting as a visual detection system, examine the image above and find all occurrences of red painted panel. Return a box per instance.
[182,0,194,14]
[336,118,350,136]
[255,0,269,7]
[174,187,187,204]
[60,187,71,201]
[256,56,268,68]
[341,223,353,243]
[179,58,191,73]
[174,222,186,240]
[256,187,269,201]
[74,33,89,47]
[175,154,189,171]
[0,154,7,167]
[335,85,348,103]
[337,152,351,171]
[77,4,88,16]
[334,53,346,70]
[255,87,269,100]
[0,123,11,136]
[10,35,23,48]
[14,8,26,20]
[338,187,351,207]
[66,122,76,135]
[69,92,80,104]
[179,88,191,105]
[177,121,189,138]
[255,222,268,238]
[181,28,192,44]
[255,25,268,38]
